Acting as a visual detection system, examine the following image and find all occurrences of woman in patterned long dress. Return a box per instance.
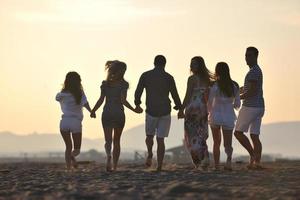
[178,56,214,169]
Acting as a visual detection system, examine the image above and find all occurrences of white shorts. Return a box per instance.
[235,106,265,135]
[60,117,82,133]
[145,114,171,138]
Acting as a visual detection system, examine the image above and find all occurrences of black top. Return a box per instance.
[134,67,182,117]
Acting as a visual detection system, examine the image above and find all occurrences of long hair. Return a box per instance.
[190,56,214,85]
[61,71,83,104]
[215,62,237,97]
[105,60,127,82]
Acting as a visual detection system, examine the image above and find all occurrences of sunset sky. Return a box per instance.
[1,0,299,139]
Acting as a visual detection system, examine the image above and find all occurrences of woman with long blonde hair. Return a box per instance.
[91,60,142,171]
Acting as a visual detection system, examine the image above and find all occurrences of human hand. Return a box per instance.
[177,110,185,119]
[135,106,143,114]
[240,86,244,94]
[90,111,96,118]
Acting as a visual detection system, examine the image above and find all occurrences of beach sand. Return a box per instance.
[0,161,299,200]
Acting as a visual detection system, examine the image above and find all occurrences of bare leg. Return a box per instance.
[156,137,165,171]
[71,132,82,168]
[112,128,123,171]
[223,129,233,170]
[201,143,210,170]
[250,134,262,165]
[234,130,254,165]
[104,128,113,171]
[60,131,72,170]
[145,135,154,167]
[211,126,221,169]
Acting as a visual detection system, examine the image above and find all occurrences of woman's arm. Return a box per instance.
[207,86,215,112]
[181,76,194,110]
[91,94,105,113]
[84,102,92,113]
[121,93,142,113]
[234,86,241,110]
[240,81,258,100]
[178,76,194,119]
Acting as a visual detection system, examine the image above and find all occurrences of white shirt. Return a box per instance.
[56,92,88,120]
[207,83,241,128]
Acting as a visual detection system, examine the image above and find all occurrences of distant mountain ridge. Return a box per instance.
[0,120,299,157]
[0,132,103,154]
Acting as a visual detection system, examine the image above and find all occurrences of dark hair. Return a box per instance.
[190,56,214,85]
[246,46,259,58]
[105,60,127,82]
[62,71,83,104]
[215,62,237,97]
[154,55,166,67]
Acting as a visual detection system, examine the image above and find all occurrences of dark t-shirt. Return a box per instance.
[134,67,182,117]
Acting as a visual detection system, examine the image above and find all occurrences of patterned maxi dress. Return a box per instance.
[184,84,209,166]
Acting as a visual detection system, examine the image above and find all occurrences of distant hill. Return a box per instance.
[0,120,299,158]
[0,131,103,154]
[122,119,300,158]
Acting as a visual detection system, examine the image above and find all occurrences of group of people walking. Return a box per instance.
[56,46,265,172]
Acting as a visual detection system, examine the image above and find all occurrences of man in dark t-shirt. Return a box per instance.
[134,55,182,171]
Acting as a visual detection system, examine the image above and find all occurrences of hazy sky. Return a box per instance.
[1,0,299,139]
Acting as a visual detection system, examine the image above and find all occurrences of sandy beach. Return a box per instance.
[0,161,299,200]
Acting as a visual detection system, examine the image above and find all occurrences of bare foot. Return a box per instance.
[156,166,162,172]
[65,165,72,172]
[106,156,112,172]
[113,163,118,171]
[71,156,78,169]
[193,163,200,169]
[253,162,264,170]
[201,156,210,170]
[214,164,221,171]
[145,156,153,168]
[224,161,232,171]
[247,156,255,169]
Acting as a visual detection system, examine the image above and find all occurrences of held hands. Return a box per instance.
[177,109,185,119]
[90,111,96,118]
[134,105,143,114]
[240,86,244,94]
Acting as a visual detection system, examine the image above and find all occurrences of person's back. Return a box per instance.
[139,68,178,117]
[91,60,139,171]
[56,91,87,120]
[55,71,92,171]
[189,74,208,103]
[178,56,213,169]
[102,80,129,111]
[208,82,240,127]
[243,65,264,108]
[134,55,182,171]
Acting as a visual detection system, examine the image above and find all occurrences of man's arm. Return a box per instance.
[240,80,258,100]
[170,77,182,110]
[134,74,145,106]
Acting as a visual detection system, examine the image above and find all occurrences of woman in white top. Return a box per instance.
[56,72,92,171]
[208,62,241,170]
